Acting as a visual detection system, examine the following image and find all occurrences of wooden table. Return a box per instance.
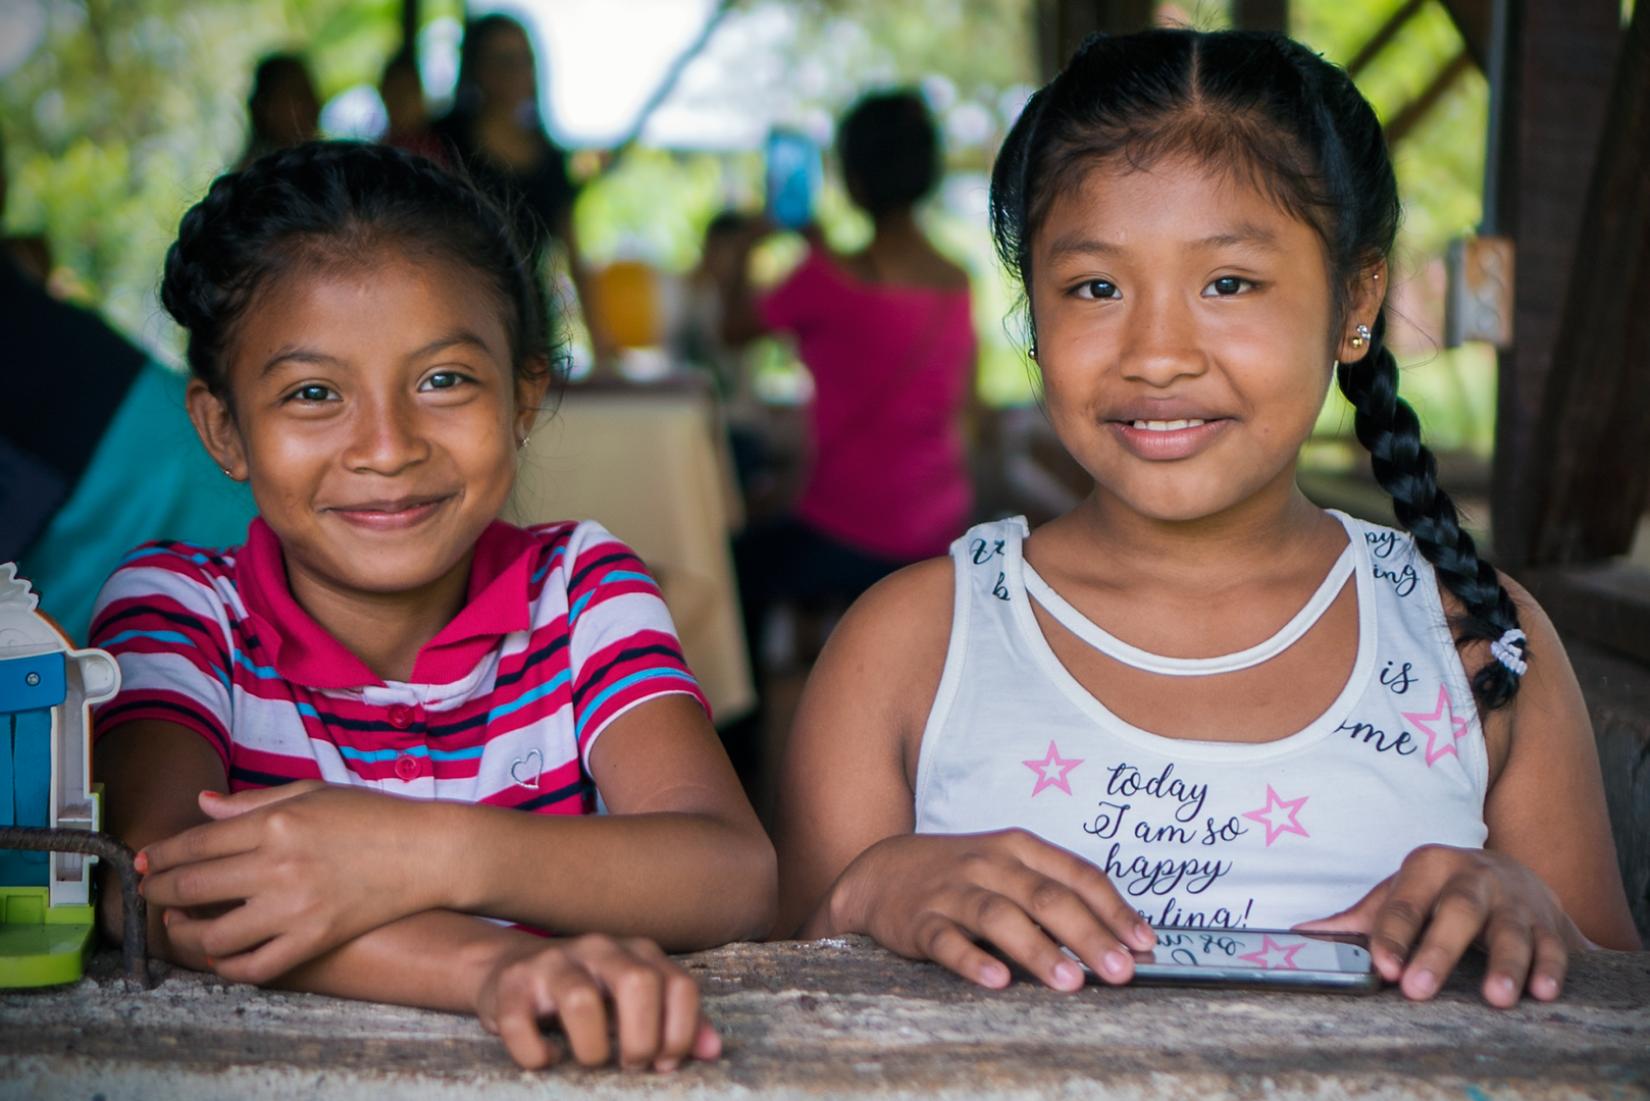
[2,937,1646,1099]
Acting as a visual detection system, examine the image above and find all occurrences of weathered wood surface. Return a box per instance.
[1,938,1646,1100]
[1489,0,1623,566]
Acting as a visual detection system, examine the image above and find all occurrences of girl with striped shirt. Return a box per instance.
[90,141,774,1072]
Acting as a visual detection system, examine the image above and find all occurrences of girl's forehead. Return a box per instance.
[231,250,513,374]
[1037,154,1320,256]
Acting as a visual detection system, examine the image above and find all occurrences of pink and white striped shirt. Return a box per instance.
[89,517,709,815]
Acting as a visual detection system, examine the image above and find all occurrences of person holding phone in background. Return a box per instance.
[721,91,977,781]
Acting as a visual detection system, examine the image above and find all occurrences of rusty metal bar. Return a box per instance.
[0,826,149,989]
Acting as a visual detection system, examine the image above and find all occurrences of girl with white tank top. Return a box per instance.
[774,28,1638,1011]
[916,511,1487,933]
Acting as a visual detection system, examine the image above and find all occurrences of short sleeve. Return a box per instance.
[88,546,237,773]
[757,247,834,335]
[559,523,711,768]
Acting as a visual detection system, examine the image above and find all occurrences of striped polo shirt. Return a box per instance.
[88,516,709,815]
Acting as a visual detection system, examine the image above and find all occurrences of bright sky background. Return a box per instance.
[478,0,766,148]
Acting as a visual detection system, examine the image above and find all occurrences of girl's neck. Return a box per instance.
[870,208,923,245]
[286,554,475,683]
[1061,475,1339,596]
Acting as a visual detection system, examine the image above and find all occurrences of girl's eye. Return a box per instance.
[1075,279,1120,300]
[1204,275,1256,297]
[286,384,335,403]
[420,370,470,392]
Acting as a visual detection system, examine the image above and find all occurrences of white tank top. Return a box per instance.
[914,511,1488,930]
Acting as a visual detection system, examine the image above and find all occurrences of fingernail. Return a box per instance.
[981,962,1010,987]
[1134,922,1155,947]
[655,1059,679,1073]
[1053,960,1081,988]
[162,909,175,927]
[200,790,221,799]
[1103,950,1130,977]
[1410,969,1437,996]
[204,956,216,968]
[1492,975,1515,1001]
[1533,974,1559,999]
[134,852,149,875]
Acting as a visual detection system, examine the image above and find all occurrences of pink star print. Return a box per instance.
[1242,784,1310,847]
[1023,741,1083,797]
[1402,685,1470,767]
[1238,934,1305,970]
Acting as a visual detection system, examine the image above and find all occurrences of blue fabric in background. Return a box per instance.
[19,361,257,646]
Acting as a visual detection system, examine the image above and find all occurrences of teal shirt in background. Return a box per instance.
[19,362,256,646]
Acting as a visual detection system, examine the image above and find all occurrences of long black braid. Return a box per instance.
[1337,313,1526,708]
[988,28,1528,711]
[161,140,556,396]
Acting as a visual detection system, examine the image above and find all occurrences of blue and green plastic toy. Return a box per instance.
[0,562,119,987]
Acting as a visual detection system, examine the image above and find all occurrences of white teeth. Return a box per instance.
[1130,419,1206,431]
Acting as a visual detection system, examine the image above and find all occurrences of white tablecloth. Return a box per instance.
[506,384,753,723]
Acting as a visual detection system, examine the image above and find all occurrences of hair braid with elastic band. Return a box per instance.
[1335,311,1527,710]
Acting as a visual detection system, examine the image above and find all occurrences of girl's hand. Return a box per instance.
[138,782,434,982]
[476,934,721,1072]
[826,829,1155,991]
[1296,844,1588,1007]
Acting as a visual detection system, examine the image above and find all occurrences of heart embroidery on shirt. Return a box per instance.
[510,749,544,789]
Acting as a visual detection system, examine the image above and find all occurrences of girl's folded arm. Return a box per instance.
[93,719,227,967]
[437,693,776,949]
[1478,577,1640,950]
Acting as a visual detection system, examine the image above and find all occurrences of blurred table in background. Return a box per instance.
[506,376,753,724]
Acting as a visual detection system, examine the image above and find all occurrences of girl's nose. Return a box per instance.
[1117,293,1208,386]
[342,396,431,476]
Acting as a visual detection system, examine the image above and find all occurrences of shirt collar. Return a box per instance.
[234,517,538,690]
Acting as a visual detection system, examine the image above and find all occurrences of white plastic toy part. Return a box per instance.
[0,563,120,906]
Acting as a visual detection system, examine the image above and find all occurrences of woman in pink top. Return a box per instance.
[723,90,976,782]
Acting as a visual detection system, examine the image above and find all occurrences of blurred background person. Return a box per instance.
[719,90,977,781]
[0,130,255,643]
[237,52,320,169]
[433,12,612,363]
[378,48,443,162]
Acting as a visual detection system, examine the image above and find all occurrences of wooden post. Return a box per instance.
[400,0,420,55]
[1528,0,1650,563]
[1231,0,1288,33]
[1039,0,1156,79]
[1487,0,1621,566]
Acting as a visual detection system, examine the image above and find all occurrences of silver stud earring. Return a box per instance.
[1028,343,1039,361]
[1350,323,1371,349]
[222,467,234,478]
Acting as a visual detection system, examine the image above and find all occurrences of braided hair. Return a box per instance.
[989,29,1527,711]
[161,140,555,397]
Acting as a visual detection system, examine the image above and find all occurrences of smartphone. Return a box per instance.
[764,128,821,231]
[1068,926,1380,994]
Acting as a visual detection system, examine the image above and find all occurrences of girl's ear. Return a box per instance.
[1336,260,1389,364]
[513,358,552,445]
[185,379,250,481]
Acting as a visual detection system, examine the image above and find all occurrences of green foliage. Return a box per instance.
[3,0,1501,454]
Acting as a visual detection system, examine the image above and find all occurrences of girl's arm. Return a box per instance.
[1301,577,1640,1005]
[99,720,723,1071]
[94,720,227,968]
[166,906,719,1071]
[1481,581,1639,948]
[775,559,1149,989]
[138,694,776,981]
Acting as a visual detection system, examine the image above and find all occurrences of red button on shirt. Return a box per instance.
[388,704,413,729]
[393,754,421,781]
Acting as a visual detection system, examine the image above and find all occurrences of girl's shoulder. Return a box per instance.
[95,538,244,611]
